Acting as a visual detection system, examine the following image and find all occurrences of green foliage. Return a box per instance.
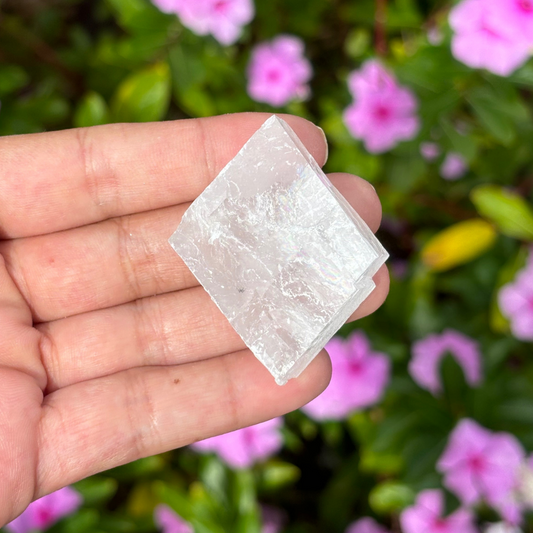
[74,92,109,127]
[111,62,171,122]
[2,0,533,532]
[369,482,415,514]
[471,185,533,241]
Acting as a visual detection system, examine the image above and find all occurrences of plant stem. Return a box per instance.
[375,0,388,56]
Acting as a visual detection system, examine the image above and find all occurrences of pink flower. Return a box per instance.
[347,59,397,98]
[6,487,82,533]
[449,0,533,76]
[391,259,409,280]
[247,35,313,107]
[440,152,467,180]
[499,260,533,341]
[427,27,444,46]
[343,60,420,153]
[261,505,285,533]
[191,418,283,468]
[437,419,526,523]
[400,489,477,533]
[302,331,390,421]
[492,0,533,41]
[152,0,254,45]
[409,329,483,395]
[154,505,193,533]
[345,517,390,533]
[420,142,441,161]
[154,505,194,533]
[152,0,182,13]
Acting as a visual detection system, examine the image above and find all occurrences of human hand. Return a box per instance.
[0,113,389,525]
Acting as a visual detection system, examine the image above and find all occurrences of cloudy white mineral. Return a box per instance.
[169,116,388,385]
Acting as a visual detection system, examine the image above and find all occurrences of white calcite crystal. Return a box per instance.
[169,116,388,385]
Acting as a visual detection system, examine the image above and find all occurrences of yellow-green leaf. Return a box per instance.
[111,62,171,123]
[471,184,533,241]
[421,219,497,272]
[74,92,109,128]
[369,481,414,514]
[259,461,301,491]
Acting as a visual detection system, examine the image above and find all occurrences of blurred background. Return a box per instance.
[2,0,533,532]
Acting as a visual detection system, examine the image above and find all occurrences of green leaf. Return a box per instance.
[233,469,257,516]
[199,456,229,506]
[509,63,533,87]
[344,28,371,59]
[471,185,533,241]
[440,118,477,161]
[468,88,515,145]
[497,398,533,425]
[107,455,166,480]
[359,447,404,476]
[318,454,361,530]
[111,62,171,123]
[153,481,195,521]
[105,0,173,33]
[168,41,208,94]
[0,65,29,96]
[74,92,109,128]
[57,509,100,533]
[74,477,118,506]
[259,461,301,491]
[369,481,415,514]
[441,353,469,414]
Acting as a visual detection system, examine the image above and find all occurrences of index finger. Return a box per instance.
[0,113,327,239]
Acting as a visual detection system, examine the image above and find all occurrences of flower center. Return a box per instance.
[36,508,54,528]
[467,454,486,472]
[214,0,229,13]
[432,518,449,532]
[243,428,255,446]
[373,104,392,122]
[349,360,364,375]
[519,0,533,12]
[267,69,281,82]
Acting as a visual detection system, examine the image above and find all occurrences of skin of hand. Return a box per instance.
[0,113,389,526]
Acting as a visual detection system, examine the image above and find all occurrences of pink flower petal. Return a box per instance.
[247,35,312,106]
[191,418,283,469]
[157,0,254,45]
[302,331,390,420]
[409,330,482,394]
[499,261,533,341]
[440,153,467,180]
[6,487,82,533]
[345,516,390,533]
[154,504,194,533]
[343,61,419,153]
[438,419,493,471]
[450,0,532,76]
[420,142,441,161]
[400,489,477,533]
[438,419,526,515]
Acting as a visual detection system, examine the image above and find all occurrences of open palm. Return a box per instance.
[0,113,389,526]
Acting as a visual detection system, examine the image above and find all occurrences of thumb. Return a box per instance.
[0,253,45,526]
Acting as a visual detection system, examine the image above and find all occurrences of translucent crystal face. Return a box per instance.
[169,116,388,385]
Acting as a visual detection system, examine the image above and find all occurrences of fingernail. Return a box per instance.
[317,126,329,166]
